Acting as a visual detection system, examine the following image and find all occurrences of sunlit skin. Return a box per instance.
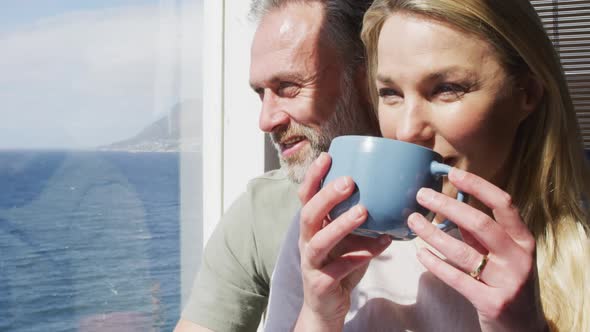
[376,14,530,200]
[293,13,547,332]
[249,2,343,166]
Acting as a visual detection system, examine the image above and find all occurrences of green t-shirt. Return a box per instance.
[181,169,300,331]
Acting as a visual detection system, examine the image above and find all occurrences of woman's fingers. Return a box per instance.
[449,168,535,253]
[299,175,355,243]
[409,213,510,286]
[330,233,391,258]
[492,204,536,255]
[319,235,391,284]
[416,187,515,257]
[298,152,332,205]
[416,247,539,325]
[448,168,509,209]
[416,247,494,310]
[409,168,542,331]
[303,204,367,268]
[460,229,487,255]
[412,168,537,288]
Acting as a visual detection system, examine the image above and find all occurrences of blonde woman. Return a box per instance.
[264,0,590,331]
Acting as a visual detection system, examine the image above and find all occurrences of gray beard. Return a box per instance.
[271,71,375,183]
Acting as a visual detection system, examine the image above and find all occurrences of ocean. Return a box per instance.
[0,151,194,332]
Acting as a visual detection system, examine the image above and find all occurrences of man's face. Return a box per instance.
[249,3,375,183]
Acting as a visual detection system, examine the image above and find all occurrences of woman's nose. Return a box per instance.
[395,101,434,147]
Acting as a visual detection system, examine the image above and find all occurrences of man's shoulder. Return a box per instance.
[245,168,295,190]
[223,169,299,220]
[241,169,298,205]
[243,169,300,215]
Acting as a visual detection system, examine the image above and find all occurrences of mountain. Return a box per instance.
[99,100,201,152]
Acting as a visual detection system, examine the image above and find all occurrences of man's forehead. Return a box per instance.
[252,2,325,55]
[248,2,345,88]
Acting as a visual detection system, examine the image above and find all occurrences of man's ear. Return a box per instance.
[518,73,544,121]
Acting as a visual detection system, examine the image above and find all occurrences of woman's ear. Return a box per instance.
[518,73,544,120]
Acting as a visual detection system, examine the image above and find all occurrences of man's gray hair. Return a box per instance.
[250,0,373,68]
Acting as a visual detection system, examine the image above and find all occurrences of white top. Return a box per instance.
[264,216,482,331]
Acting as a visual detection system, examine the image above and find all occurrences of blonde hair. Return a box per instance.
[361,0,590,330]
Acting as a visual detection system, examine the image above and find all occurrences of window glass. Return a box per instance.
[532,0,590,147]
[0,1,202,331]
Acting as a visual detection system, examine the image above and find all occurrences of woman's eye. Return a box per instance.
[378,88,402,105]
[434,83,467,98]
[378,88,399,98]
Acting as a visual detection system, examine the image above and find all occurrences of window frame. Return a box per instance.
[180,0,266,308]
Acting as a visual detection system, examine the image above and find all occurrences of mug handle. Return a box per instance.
[429,161,466,232]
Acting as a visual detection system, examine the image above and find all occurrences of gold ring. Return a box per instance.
[469,255,488,281]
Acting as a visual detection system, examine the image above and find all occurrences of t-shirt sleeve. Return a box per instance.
[263,213,304,331]
[181,191,268,332]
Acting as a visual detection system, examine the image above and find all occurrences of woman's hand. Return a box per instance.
[408,167,547,332]
[294,152,392,332]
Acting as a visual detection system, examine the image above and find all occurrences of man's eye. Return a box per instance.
[278,82,299,97]
[254,88,264,100]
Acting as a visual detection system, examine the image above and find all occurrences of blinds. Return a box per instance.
[531,0,590,147]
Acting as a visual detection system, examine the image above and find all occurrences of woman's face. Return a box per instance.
[376,13,530,189]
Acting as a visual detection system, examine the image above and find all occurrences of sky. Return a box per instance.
[0,0,203,149]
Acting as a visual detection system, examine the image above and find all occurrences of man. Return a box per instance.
[175,0,378,331]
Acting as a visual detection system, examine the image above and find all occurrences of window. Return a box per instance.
[0,1,203,330]
[532,0,590,147]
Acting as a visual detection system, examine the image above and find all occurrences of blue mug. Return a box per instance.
[322,135,464,240]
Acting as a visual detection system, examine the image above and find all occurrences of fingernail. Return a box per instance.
[315,152,327,166]
[334,177,350,192]
[452,167,466,181]
[408,213,425,231]
[416,188,434,204]
[350,205,364,221]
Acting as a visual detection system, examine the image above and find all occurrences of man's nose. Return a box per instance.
[258,91,290,133]
[395,100,434,147]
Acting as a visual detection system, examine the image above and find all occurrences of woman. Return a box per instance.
[264,0,590,331]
